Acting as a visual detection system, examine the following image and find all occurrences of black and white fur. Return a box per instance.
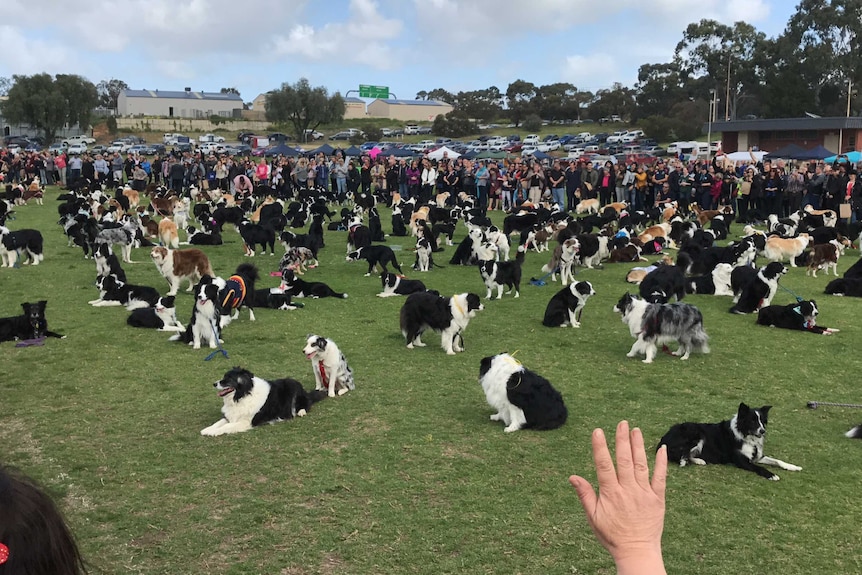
[478,353,567,432]
[346,245,403,276]
[478,246,525,299]
[542,281,595,328]
[93,243,127,283]
[302,335,356,397]
[756,300,839,335]
[169,276,226,349]
[377,272,427,298]
[399,291,484,355]
[658,403,801,480]
[414,237,433,272]
[686,263,734,296]
[729,262,787,314]
[95,218,139,263]
[541,238,579,285]
[0,226,44,266]
[251,287,301,310]
[186,225,223,246]
[613,292,710,364]
[639,263,686,303]
[280,269,347,299]
[218,263,259,322]
[200,367,326,436]
[0,301,64,342]
[126,296,185,331]
[824,277,862,297]
[89,274,160,310]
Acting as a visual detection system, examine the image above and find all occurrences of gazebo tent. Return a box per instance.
[343,146,363,157]
[309,143,335,155]
[264,143,300,157]
[427,146,461,160]
[802,145,835,160]
[764,143,805,160]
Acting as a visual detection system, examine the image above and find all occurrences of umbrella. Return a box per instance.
[824,151,862,163]
[369,147,382,159]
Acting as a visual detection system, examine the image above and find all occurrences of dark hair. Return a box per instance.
[0,465,88,574]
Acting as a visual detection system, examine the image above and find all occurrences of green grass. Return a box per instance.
[2,192,862,574]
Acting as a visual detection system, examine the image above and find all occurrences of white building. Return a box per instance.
[118,89,242,118]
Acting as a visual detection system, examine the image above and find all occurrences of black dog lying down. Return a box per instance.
[0,301,64,342]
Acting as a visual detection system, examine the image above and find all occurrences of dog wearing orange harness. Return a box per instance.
[218,263,259,323]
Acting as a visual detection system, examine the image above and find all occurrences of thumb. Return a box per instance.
[569,475,598,513]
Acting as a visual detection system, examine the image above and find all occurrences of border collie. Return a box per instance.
[613,293,710,363]
[0,301,64,342]
[730,262,787,314]
[94,243,127,283]
[280,269,347,299]
[186,225,223,246]
[658,403,801,480]
[151,246,215,296]
[0,226,44,267]
[303,335,356,397]
[541,238,579,285]
[639,263,686,303]
[219,263,259,322]
[126,296,185,331]
[238,220,276,257]
[479,246,525,299]
[824,277,862,297]
[346,245,403,276]
[89,274,160,310]
[251,287,301,310]
[414,237,433,272]
[686,263,734,296]
[201,367,326,436]
[170,276,226,349]
[377,272,426,298]
[542,281,595,328]
[400,291,484,355]
[280,247,318,276]
[478,353,567,432]
[763,233,811,267]
[576,234,610,269]
[756,300,839,335]
[95,218,139,263]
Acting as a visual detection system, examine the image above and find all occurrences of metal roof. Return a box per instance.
[343,97,365,103]
[122,89,242,101]
[710,116,862,132]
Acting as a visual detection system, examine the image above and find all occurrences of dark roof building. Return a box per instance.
[712,116,862,156]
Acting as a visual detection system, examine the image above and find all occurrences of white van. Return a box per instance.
[523,134,541,145]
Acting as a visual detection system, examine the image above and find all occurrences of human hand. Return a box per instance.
[569,421,667,575]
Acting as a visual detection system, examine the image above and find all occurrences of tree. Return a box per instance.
[505,80,537,127]
[522,113,543,132]
[534,83,583,121]
[415,90,428,100]
[425,88,456,105]
[362,124,383,142]
[431,110,475,138]
[1,73,98,142]
[220,87,240,96]
[0,76,10,97]
[96,78,129,110]
[265,78,345,141]
[452,87,503,122]
[587,83,637,121]
[635,62,688,120]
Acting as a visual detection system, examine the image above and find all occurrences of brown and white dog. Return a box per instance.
[637,223,672,244]
[150,246,214,296]
[804,205,838,227]
[606,201,628,215]
[575,197,600,215]
[692,204,733,227]
[661,201,678,223]
[410,206,431,236]
[158,217,179,249]
[806,239,842,277]
[122,186,140,209]
[23,177,44,205]
[764,233,810,267]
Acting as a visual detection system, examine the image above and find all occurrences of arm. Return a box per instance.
[569,421,667,575]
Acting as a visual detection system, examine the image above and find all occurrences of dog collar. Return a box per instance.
[318,362,329,389]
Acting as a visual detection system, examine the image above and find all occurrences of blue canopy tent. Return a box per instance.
[343,145,363,157]
[824,151,862,163]
[764,143,806,160]
[309,143,335,155]
[803,145,836,160]
[382,147,415,158]
[462,150,479,159]
[264,144,300,157]
[530,150,552,161]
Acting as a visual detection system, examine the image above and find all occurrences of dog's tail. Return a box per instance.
[846,424,862,439]
[515,246,526,265]
[307,389,328,404]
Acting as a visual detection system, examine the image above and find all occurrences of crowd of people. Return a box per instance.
[2,144,861,223]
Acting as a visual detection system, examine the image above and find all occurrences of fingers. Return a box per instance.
[614,420,635,486]
[569,474,598,516]
[652,444,668,501]
[630,426,651,488]
[591,427,618,489]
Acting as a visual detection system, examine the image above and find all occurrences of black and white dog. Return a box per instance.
[542,281,596,328]
[658,403,802,480]
[613,293,710,364]
[95,218,139,263]
[478,353,567,433]
[302,335,356,398]
[756,300,839,335]
[377,272,427,298]
[126,296,185,331]
[0,301,64,342]
[730,262,787,314]
[280,269,347,299]
[400,291,484,355]
[639,263,686,303]
[685,263,734,296]
[478,246,525,299]
[824,277,862,297]
[238,220,276,256]
[346,245,403,276]
[0,226,44,267]
[89,274,160,310]
[93,243,127,283]
[200,367,326,436]
[170,276,226,349]
[186,225,223,246]
[251,288,302,310]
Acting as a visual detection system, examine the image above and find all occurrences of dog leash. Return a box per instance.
[807,401,862,410]
[777,282,805,303]
[204,318,229,361]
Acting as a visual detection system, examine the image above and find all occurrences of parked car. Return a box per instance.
[267,132,290,142]
[546,139,562,151]
[127,144,149,155]
[523,134,541,146]
[63,134,96,146]
[67,143,88,155]
[642,146,666,157]
[144,144,166,156]
[404,124,420,135]
[199,133,226,143]
[330,131,352,141]
[303,129,325,140]
[48,143,68,155]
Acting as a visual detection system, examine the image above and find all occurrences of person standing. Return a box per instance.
[565,160,582,212]
[406,159,420,199]
[598,160,615,207]
[548,159,565,210]
[580,161,598,201]
[476,160,490,213]
[421,159,436,204]
[67,154,83,187]
[93,153,109,185]
[55,152,67,187]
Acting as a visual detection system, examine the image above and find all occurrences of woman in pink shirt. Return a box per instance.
[255,159,269,186]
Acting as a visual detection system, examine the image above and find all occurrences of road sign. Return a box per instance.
[359,84,390,99]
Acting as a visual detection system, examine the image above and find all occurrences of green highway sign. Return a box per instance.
[359,84,390,99]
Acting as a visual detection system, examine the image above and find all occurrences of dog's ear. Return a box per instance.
[37,300,47,312]
[760,405,772,416]
[21,302,31,313]
[316,337,328,350]
[737,402,750,415]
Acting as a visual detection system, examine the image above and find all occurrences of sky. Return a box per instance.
[0,0,791,106]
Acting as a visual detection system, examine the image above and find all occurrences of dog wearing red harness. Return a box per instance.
[219,263,259,323]
[303,334,355,398]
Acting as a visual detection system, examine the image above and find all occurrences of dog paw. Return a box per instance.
[446,350,456,355]
[337,388,349,396]
[490,414,502,421]
[769,474,780,481]
[504,425,520,433]
[642,358,654,364]
[785,464,802,472]
[406,343,414,349]
[572,322,581,328]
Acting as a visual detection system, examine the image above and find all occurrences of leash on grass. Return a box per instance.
[807,401,862,410]
[204,318,229,361]
[777,281,805,303]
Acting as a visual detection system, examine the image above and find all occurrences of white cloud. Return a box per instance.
[561,53,621,92]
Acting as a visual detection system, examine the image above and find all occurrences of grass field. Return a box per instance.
[2,191,862,575]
